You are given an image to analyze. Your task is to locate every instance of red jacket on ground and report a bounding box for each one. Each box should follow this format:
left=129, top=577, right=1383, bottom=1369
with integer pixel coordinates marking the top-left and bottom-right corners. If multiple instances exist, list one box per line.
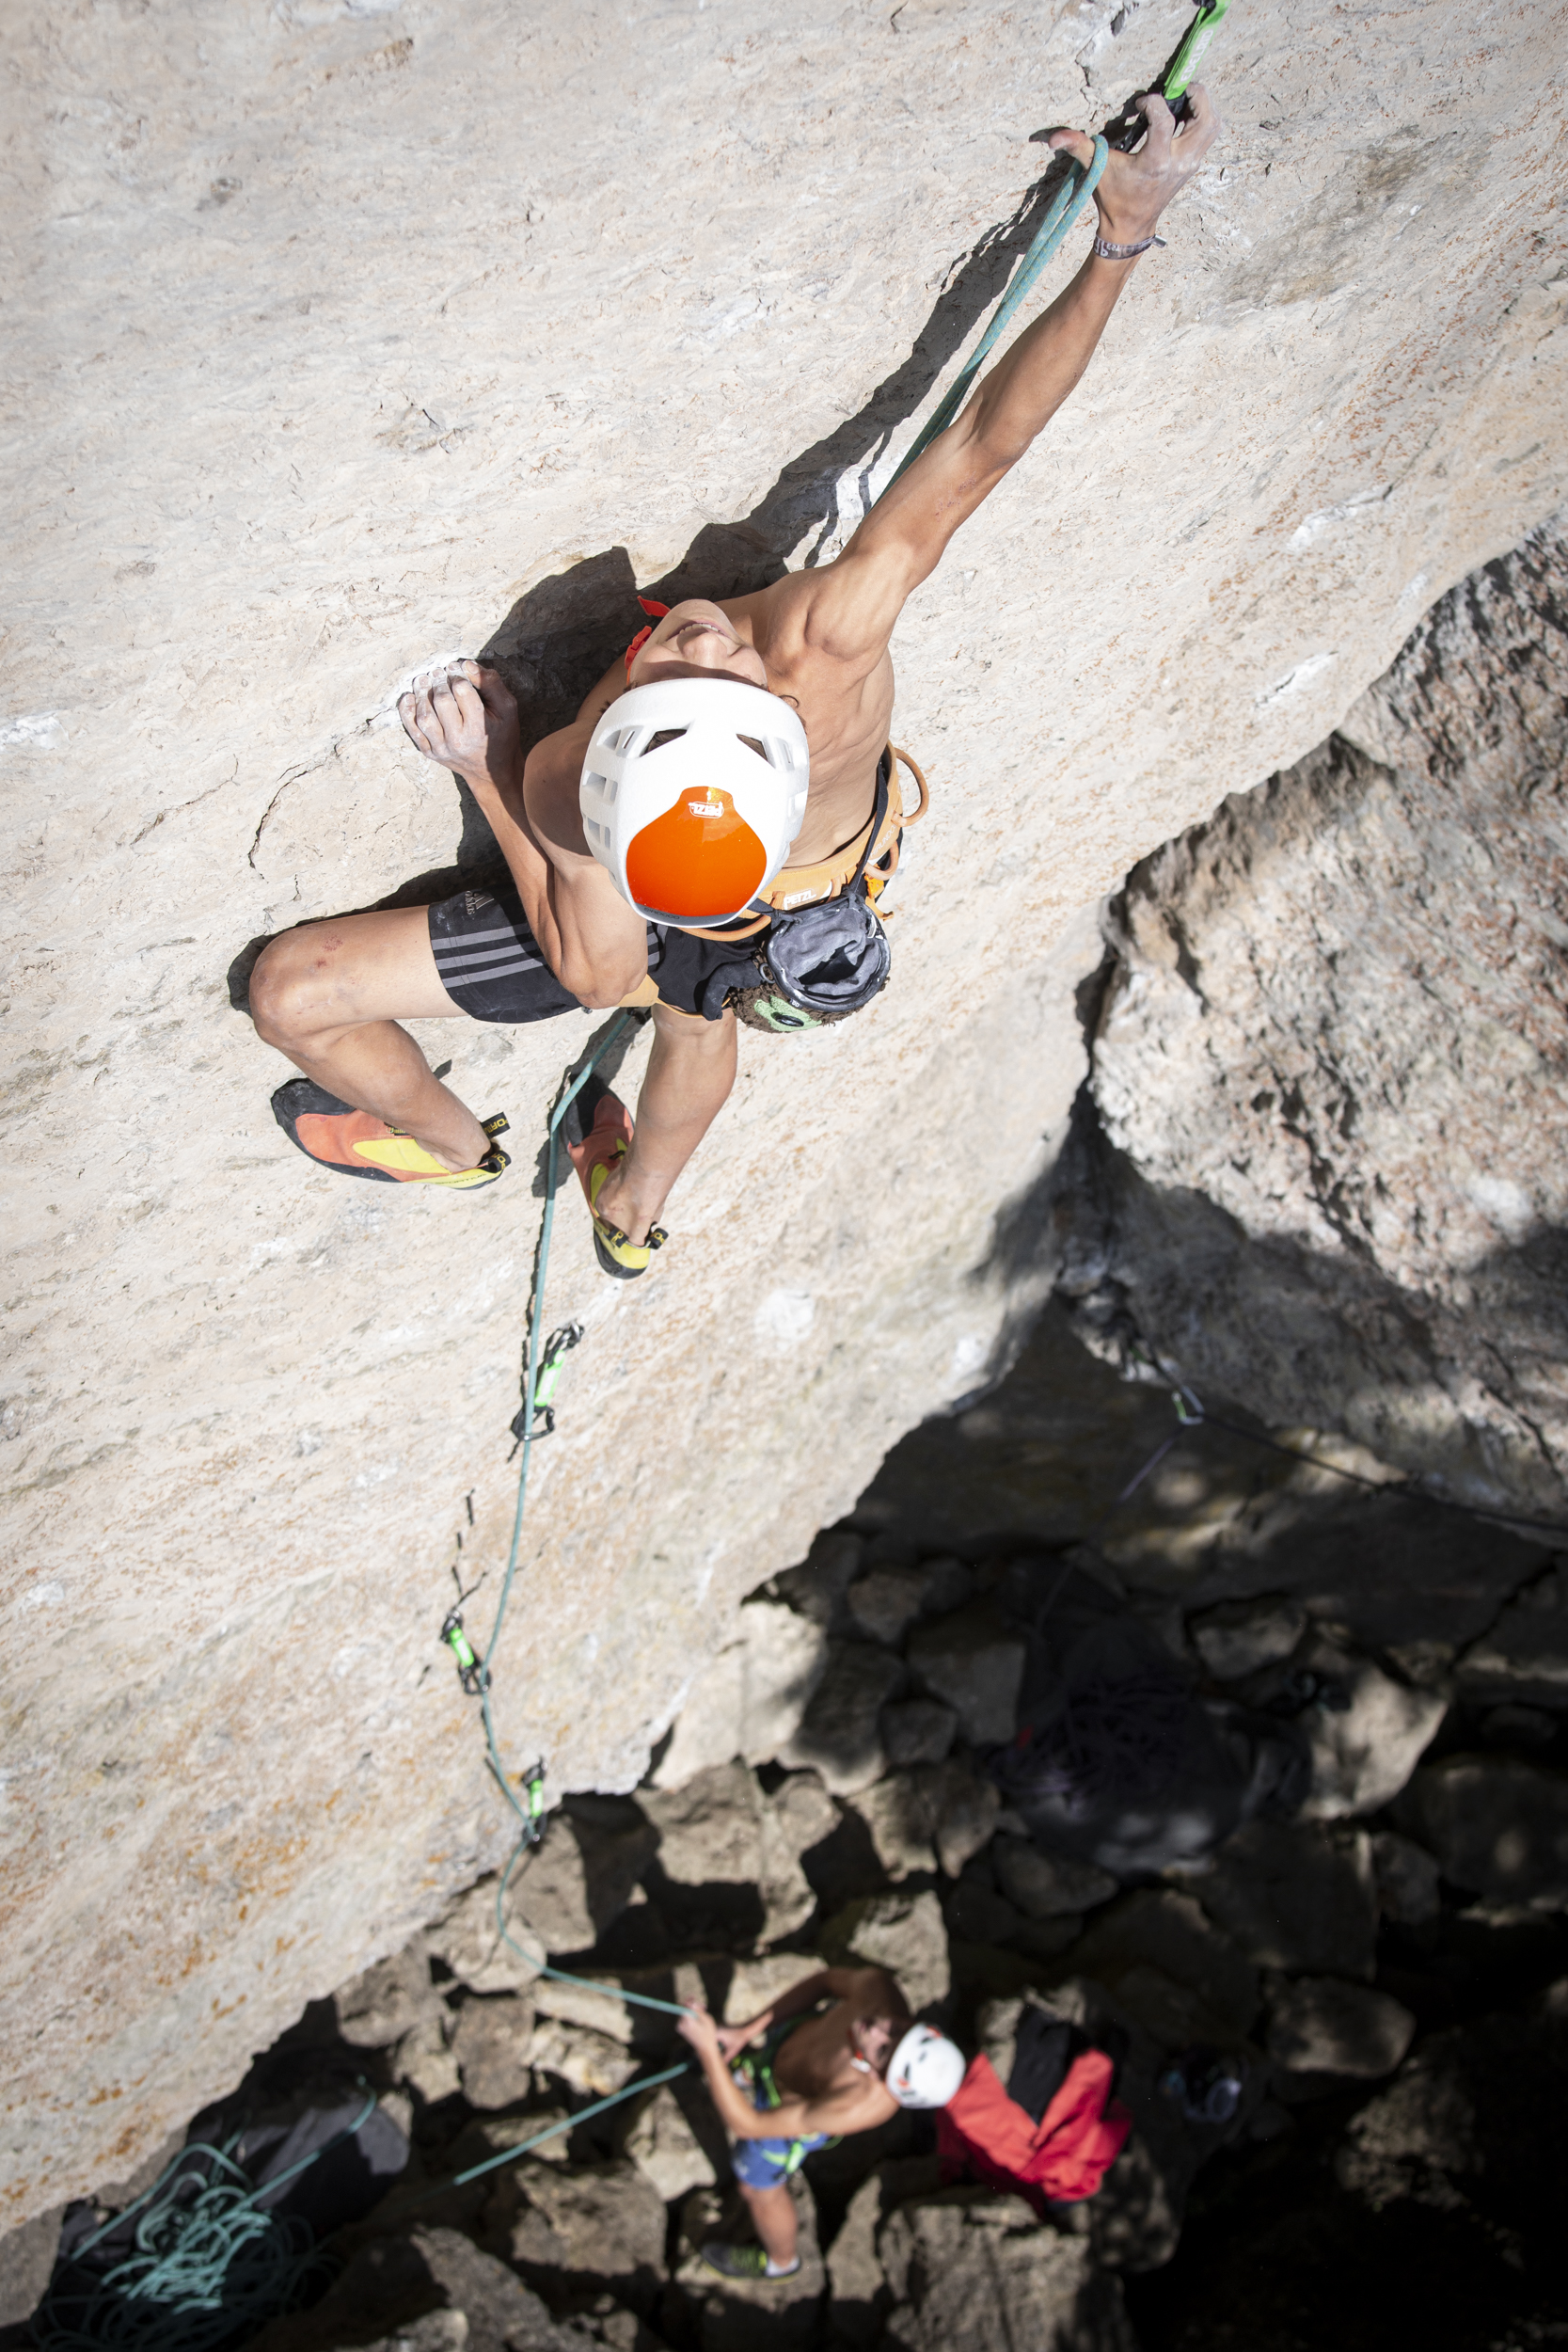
left=937, top=2050, right=1132, bottom=2213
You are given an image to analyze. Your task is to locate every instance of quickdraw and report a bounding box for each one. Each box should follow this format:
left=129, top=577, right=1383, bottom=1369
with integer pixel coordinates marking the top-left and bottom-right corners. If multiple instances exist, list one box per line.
left=509, top=1320, right=584, bottom=1447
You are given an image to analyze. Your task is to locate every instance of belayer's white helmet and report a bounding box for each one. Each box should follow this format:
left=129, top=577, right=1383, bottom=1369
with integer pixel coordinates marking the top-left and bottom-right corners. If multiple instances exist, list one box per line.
left=886, top=2024, right=967, bottom=2109
left=579, top=678, right=809, bottom=928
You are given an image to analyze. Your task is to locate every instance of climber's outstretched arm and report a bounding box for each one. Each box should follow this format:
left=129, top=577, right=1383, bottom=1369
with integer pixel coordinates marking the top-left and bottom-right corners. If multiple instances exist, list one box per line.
left=797, top=87, right=1221, bottom=662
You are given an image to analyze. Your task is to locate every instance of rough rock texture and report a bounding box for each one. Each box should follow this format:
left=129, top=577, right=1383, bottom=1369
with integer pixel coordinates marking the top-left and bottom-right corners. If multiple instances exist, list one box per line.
left=1185, top=1820, right=1379, bottom=1979
left=879, top=2190, right=1138, bottom=2352
left=1264, top=1975, right=1416, bottom=2078
left=1456, top=1560, right=1568, bottom=1710
left=6, top=0, right=1568, bottom=2220
left=1394, top=1754, right=1568, bottom=1912
left=1059, top=516, right=1568, bottom=1517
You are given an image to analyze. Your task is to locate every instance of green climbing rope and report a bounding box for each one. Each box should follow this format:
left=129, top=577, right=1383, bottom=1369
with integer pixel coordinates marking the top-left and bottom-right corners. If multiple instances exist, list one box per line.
left=451, top=1013, right=697, bottom=2025
left=33, top=2096, right=377, bottom=2352
left=886, top=135, right=1108, bottom=490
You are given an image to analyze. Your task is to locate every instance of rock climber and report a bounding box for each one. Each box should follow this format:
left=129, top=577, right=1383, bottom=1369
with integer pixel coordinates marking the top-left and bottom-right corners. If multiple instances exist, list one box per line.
left=249, top=89, right=1219, bottom=1276
left=675, top=1965, right=965, bottom=2284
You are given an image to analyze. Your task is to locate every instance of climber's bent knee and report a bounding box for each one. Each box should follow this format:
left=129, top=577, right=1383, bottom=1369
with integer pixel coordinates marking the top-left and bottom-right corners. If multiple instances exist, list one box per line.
left=249, top=906, right=464, bottom=1050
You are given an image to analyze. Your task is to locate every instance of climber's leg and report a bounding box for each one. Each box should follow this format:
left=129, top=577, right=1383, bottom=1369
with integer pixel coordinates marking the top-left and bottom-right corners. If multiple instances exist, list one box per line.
left=250, top=907, right=501, bottom=1174
left=593, top=1000, right=737, bottom=1246
left=736, top=2179, right=800, bottom=2270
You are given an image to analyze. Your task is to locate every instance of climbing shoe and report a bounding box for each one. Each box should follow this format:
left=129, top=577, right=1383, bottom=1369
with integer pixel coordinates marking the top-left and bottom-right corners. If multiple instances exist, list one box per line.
left=697, top=2243, right=800, bottom=2283
left=562, top=1089, right=666, bottom=1279
left=272, top=1079, right=509, bottom=1188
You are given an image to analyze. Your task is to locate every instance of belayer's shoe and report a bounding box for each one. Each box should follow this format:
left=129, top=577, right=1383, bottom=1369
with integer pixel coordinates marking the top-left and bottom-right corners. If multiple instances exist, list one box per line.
left=272, top=1079, right=509, bottom=1188
left=697, top=2243, right=800, bottom=2283
left=562, top=1089, right=666, bottom=1279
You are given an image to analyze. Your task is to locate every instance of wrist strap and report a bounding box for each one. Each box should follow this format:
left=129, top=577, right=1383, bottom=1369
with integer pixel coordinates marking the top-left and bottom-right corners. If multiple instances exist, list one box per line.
left=1092, top=232, right=1166, bottom=261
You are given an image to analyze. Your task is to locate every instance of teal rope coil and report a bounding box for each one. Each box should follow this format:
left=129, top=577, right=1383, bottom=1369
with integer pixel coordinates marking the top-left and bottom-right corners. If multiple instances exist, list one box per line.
left=886, top=136, right=1108, bottom=490
left=34, top=2096, right=377, bottom=2352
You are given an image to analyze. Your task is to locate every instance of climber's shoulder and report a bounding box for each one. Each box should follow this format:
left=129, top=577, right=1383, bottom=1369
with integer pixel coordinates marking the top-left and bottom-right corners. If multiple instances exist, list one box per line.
left=736, top=553, right=904, bottom=685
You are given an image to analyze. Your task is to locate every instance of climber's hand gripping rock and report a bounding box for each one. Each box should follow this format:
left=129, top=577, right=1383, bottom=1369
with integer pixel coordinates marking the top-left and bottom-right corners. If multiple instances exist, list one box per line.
left=1050, top=83, right=1221, bottom=245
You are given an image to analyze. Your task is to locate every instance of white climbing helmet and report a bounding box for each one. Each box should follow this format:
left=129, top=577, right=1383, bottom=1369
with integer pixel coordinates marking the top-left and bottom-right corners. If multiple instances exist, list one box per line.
left=579, top=677, right=810, bottom=928
left=886, top=2024, right=967, bottom=2109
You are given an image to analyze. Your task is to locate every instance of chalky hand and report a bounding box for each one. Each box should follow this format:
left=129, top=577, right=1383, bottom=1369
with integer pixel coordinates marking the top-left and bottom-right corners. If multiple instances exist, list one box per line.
left=399, top=659, right=520, bottom=794
left=1049, top=82, right=1221, bottom=246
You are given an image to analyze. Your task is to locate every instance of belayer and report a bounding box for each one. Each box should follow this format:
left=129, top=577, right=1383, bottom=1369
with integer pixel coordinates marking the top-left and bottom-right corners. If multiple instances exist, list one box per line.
left=674, top=1966, right=1131, bottom=2283
left=251, top=87, right=1219, bottom=1277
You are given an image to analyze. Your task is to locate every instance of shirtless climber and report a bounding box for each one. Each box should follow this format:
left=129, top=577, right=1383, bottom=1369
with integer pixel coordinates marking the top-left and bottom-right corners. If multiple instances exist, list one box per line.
left=675, top=1965, right=964, bottom=2283
left=250, top=90, right=1219, bottom=1275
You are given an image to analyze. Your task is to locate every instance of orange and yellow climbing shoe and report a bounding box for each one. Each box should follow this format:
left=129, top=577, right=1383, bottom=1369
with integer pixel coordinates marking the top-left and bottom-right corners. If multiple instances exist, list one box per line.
left=272, top=1079, right=509, bottom=1188
left=563, top=1089, right=666, bottom=1279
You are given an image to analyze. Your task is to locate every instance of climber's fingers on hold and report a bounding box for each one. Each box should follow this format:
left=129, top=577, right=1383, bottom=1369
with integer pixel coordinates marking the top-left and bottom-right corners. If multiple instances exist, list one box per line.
left=1173, top=82, right=1221, bottom=158
left=398, top=684, right=436, bottom=758
left=1136, top=89, right=1177, bottom=163
left=461, top=660, right=519, bottom=723
left=444, top=673, right=484, bottom=733
left=1044, top=127, right=1096, bottom=169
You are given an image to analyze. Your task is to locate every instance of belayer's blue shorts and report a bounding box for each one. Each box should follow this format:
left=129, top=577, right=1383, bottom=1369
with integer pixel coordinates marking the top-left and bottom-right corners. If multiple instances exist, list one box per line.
left=730, top=2069, right=830, bottom=2189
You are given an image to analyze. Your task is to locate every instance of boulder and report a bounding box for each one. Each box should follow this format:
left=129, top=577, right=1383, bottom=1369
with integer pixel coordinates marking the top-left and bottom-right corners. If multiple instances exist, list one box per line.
left=0, top=2203, right=62, bottom=2329
left=529, top=2018, right=642, bottom=2101
left=724, top=1952, right=832, bottom=2026
left=1066, top=1891, right=1260, bottom=2045
left=845, top=1756, right=998, bottom=1883
left=489, top=2160, right=667, bottom=2310
left=451, top=1993, right=536, bottom=2112
left=773, top=1532, right=865, bottom=1632
left=511, top=1802, right=659, bottom=1957
left=824, top=1888, right=951, bottom=2014
left=1186, top=1820, right=1379, bottom=1979
left=1189, top=1595, right=1307, bottom=1681
left=531, top=1977, right=637, bottom=2047
left=1370, top=1830, right=1442, bottom=1927
left=826, top=2169, right=891, bottom=2350
left=917, top=1756, right=1002, bottom=1880
left=428, top=1880, right=545, bottom=1998
left=779, top=1641, right=907, bottom=1795
left=1293, top=1639, right=1447, bottom=1819
left=906, top=1607, right=1026, bottom=1746
left=878, top=2190, right=1138, bottom=2351
left=649, top=1600, right=832, bottom=1788
left=1457, top=1564, right=1568, bottom=1710
left=945, top=1875, right=1024, bottom=1950
left=846, top=1557, right=972, bottom=1646
left=414, top=2225, right=593, bottom=2352
left=847, top=1568, right=931, bottom=1647
left=1480, top=1703, right=1560, bottom=1749
left=767, top=1768, right=841, bottom=1860
left=1394, top=1755, right=1568, bottom=1910
left=335, top=1941, right=437, bottom=2049
left=395, top=2010, right=463, bottom=2107
left=620, top=2082, right=719, bottom=2202
left=641, top=1758, right=816, bottom=1946
left=881, top=1701, right=958, bottom=1769
left=847, top=1772, right=939, bottom=1881
left=245, top=2226, right=586, bottom=2352
left=669, top=2173, right=825, bottom=2349
left=1265, top=1977, right=1417, bottom=2079
left=992, top=1837, right=1117, bottom=1921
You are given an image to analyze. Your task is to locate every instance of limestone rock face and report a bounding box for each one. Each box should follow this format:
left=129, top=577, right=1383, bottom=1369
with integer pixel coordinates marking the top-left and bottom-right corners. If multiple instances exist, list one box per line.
left=1060, top=517, right=1568, bottom=1518
left=5, top=0, right=1568, bottom=2222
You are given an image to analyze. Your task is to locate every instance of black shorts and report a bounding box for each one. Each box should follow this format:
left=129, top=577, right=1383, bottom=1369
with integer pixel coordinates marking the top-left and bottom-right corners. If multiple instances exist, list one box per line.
left=427, top=882, right=761, bottom=1024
